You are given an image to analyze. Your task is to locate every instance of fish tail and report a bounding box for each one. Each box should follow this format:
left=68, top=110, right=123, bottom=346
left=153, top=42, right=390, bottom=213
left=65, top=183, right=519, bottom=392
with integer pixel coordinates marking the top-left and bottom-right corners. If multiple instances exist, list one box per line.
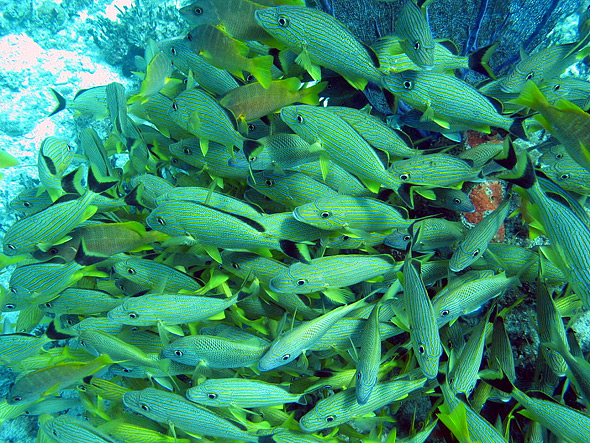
left=481, top=369, right=515, bottom=394
left=468, top=42, right=498, bottom=79
left=512, top=80, right=548, bottom=111
left=74, top=237, right=108, bottom=266
left=494, top=136, right=518, bottom=170
left=45, top=320, right=76, bottom=340
left=258, top=435, right=277, bottom=443
left=279, top=239, right=311, bottom=263
left=500, top=152, right=537, bottom=190
left=298, top=81, right=328, bottom=106
left=243, top=139, right=264, bottom=160
left=124, top=184, right=146, bottom=209
left=48, top=88, right=67, bottom=116
left=508, top=115, right=528, bottom=141
left=61, top=166, right=86, bottom=195
left=249, top=55, right=274, bottom=89
left=87, top=165, right=119, bottom=194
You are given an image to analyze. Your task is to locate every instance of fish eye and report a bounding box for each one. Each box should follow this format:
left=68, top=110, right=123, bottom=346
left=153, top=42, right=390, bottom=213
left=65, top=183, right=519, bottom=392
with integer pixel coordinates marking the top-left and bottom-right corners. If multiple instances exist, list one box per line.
left=231, top=262, right=240, bottom=269
left=281, top=353, right=291, bottom=361
left=4, top=304, right=15, bottom=310
left=172, top=101, right=179, bottom=111
left=174, top=350, right=184, bottom=357
left=248, top=124, right=256, bottom=131
left=447, top=340, right=453, bottom=349
left=341, top=235, right=349, bottom=240
left=23, top=201, right=31, bottom=207
left=560, top=174, right=569, bottom=180
left=140, top=403, right=150, bottom=412
left=128, top=312, right=139, bottom=319
left=296, top=279, right=307, bottom=286
left=207, top=393, right=217, bottom=399
left=326, top=415, right=335, bottom=422
left=122, top=367, right=132, bottom=373
left=553, top=84, right=560, bottom=91
left=526, top=72, right=534, bottom=80
left=170, top=47, right=177, bottom=56
left=49, top=247, right=59, bottom=255
left=413, top=40, right=420, bottom=50
left=418, top=344, right=425, bottom=354
left=441, top=309, right=449, bottom=316
left=9, top=288, right=17, bottom=294
left=171, top=158, right=179, bottom=164
left=11, top=396, right=22, bottom=403
left=265, top=179, right=274, bottom=186
left=127, top=267, right=136, bottom=275
left=79, top=340, right=86, bottom=346
left=356, top=371, right=362, bottom=380
left=453, top=198, right=461, bottom=204
left=320, top=211, right=330, bottom=218
left=296, top=115, right=304, bottom=123
left=6, top=244, right=16, bottom=251
left=399, top=173, right=410, bottom=180
left=403, top=81, right=413, bottom=90
left=78, top=385, right=86, bottom=391
left=246, top=74, right=255, bottom=82
left=249, top=156, right=257, bottom=162
left=194, top=7, right=203, bottom=15
left=278, top=16, right=289, bottom=27
left=52, top=430, right=59, bottom=437
left=183, top=147, right=192, bottom=155
left=403, top=235, right=411, bottom=241
left=555, top=153, right=563, bottom=159
left=157, top=218, right=166, bottom=226
left=472, top=249, right=480, bottom=257
left=44, top=302, right=53, bottom=308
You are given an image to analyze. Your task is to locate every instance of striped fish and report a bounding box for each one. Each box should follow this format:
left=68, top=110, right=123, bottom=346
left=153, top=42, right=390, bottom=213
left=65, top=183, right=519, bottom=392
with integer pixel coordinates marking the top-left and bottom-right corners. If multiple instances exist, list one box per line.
left=538, top=77, right=590, bottom=109
left=395, top=0, right=435, bottom=69
left=293, top=160, right=369, bottom=197
left=9, top=188, right=53, bottom=215
left=199, top=324, right=270, bottom=345
left=49, top=85, right=108, bottom=118
left=41, top=415, right=116, bottom=443
left=355, top=303, right=382, bottom=404
left=140, top=93, right=192, bottom=140
left=156, top=186, right=261, bottom=218
left=281, top=105, right=403, bottom=193
left=381, top=71, right=527, bottom=139
left=161, top=334, right=269, bottom=368
left=80, top=376, right=131, bottom=402
left=499, top=40, right=590, bottom=93
left=169, top=87, right=244, bottom=156
left=258, top=296, right=368, bottom=371
left=321, top=231, right=388, bottom=249
left=101, top=422, right=192, bottom=443
left=431, top=271, right=518, bottom=327
left=123, top=388, right=262, bottom=442
left=248, top=170, right=338, bottom=207
left=254, top=6, right=382, bottom=89
left=186, top=378, right=305, bottom=408
left=326, top=106, right=416, bottom=158
left=483, top=372, right=590, bottom=443
left=159, top=38, right=239, bottom=96
left=488, top=315, right=516, bottom=402
left=255, top=212, right=328, bottom=242
left=0, top=333, right=51, bottom=365
left=110, top=354, right=194, bottom=379
left=107, top=292, right=242, bottom=326
left=403, top=259, right=441, bottom=379
left=79, top=128, right=110, bottom=176
left=113, top=258, right=202, bottom=293
left=311, top=317, right=404, bottom=351
left=269, top=254, right=397, bottom=294
left=542, top=157, right=590, bottom=194
left=389, top=153, right=481, bottom=187
left=168, top=138, right=249, bottom=180
left=385, top=218, right=464, bottom=252
left=299, top=377, right=426, bottom=431
left=536, top=281, right=568, bottom=377
left=37, top=136, right=74, bottom=200
left=128, top=174, right=176, bottom=209
left=449, top=195, right=512, bottom=272
left=40, top=288, right=121, bottom=315
left=146, top=199, right=307, bottom=261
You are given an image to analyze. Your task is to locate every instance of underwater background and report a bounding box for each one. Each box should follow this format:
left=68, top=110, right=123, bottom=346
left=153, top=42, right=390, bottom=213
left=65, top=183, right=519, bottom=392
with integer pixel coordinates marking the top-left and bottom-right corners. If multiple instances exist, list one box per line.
left=0, top=0, right=590, bottom=442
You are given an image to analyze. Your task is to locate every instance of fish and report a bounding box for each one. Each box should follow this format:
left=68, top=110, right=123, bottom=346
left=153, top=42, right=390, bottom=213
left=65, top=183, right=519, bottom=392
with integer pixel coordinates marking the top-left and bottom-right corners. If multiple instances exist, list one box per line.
left=255, top=212, right=328, bottom=242
left=299, top=376, right=426, bottom=431
left=186, top=378, right=305, bottom=407
left=49, top=85, right=109, bottom=118
left=254, top=6, right=382, bottom=89
left=220, top=78, right=327, bottom=126
left=395, top=0, right=436, bottom=69
left=536, top=281, right=568, bottom=377
left=9, top=188, right=53, bottom=215
left=40, top=288, right=122, bottom=315
left=186, top=24, right=273, bottom=88
left=0, top=333, right=52, bottom=365
left=385, top=218, right=465, bottom=252
left=7, top=354, right=114, bottom=404
left=41, top=415, right=117, bottom=443
left=403, top=259, right=441, bottom=379
left=355, top=303, right=382, bottom=405
left=512, top=80, right=590, bottom=172
left=483, top=372, right=590, bottom=443
left=258, top=296, right=368, bottom=371
left=161, top=334, right=269, bottom=368
left=538, top=76, right=590, bottom=110
left=449, top=194, right=512, bottom=272
left=293, top=195, right=411, bottom=232
left=123, top=388, right=263, bottom=442
left=37, top=136, right=75, bottom=200
left=99, top=422, right=192, bottom=443
left=429, top=187, right=475, bottom=212
left=168, top=87, right=244, bottom=156
left=381, top=71, right=528, bottom=140
left=2, top=166, right=117, bottom=256
left=0, top=148, right=18, bottom=169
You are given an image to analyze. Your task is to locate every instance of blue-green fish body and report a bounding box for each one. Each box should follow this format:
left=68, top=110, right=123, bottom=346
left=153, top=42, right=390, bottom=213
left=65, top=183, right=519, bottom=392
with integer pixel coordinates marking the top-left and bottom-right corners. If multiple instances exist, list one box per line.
left=162, top=334, right=269, bottom=368
left=355, top=303, right=382, bottom=404
left=269, top=254, right=396, bottom=294
left=123, top=388, right=261, bottom=442
left=449, top=196, right=512, bottom=272
left=49, top=85, right=108, bottom=118
left=255, top=212, right=329, bottom=242
left=538, top=76, right=590, bottom=110
left=9, top=189, right=53, bottom=215
left=37, top=136, right=74, bottom=200
left=169, top=87, right=244, bottom=155
left=128, top=173, right=176, bottom=210
left=40, top=288, right=121, bottom=315
left=299, top=377, right=426, bottom=431
left=429, top=187, right=475, bottom=212
left=293, top=195, right=411, bottom=232
left=395, top=0, right=435, bottom=69
left=113, top=258, right=202, bottom=293
left=541, top=157, right=590, bottom=194
left=41, top=415, right=116, bottom=443
left=254, top=6, right=382, bottom=89
left=186, top=378, right=305, bottom=407
left=311, top=317, right=404, bottom=351
left=0, top=333, right=51, bottom=365
left=293, top=160, right=369, bottom=196
left=248, top=170, right=338, bottom=207
left=137, top=93, right=192, bottom=140
left=322, top=231, right=388, bottom=249
left=389, top=153, right=481, bottom=187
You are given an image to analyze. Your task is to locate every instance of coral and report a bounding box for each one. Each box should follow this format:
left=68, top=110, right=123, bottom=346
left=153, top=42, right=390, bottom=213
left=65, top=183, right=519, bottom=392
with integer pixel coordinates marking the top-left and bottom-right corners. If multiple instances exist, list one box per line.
left=465, top=129, right=503, bottom=148
left=464, top=180, right=506, bottom=242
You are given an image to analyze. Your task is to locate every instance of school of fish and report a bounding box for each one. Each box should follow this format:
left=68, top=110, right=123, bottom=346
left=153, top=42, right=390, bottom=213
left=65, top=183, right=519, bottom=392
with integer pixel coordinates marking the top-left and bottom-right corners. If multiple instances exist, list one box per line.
left=1, top=0, right=590, bottom=442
